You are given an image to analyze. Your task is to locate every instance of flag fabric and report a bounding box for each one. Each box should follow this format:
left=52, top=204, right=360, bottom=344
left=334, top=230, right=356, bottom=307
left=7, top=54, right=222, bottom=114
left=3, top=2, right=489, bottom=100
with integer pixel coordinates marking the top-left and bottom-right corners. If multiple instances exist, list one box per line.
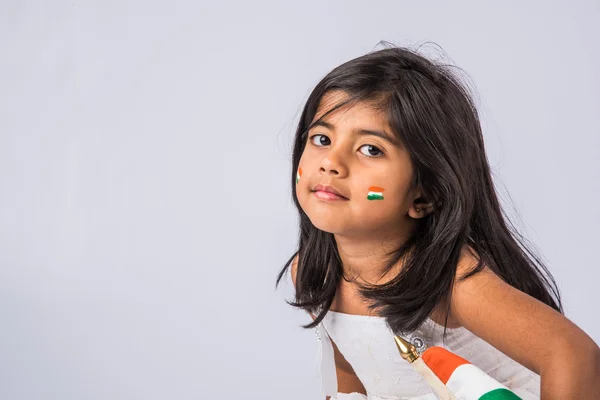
left=421, top=347, right=521, bottom=400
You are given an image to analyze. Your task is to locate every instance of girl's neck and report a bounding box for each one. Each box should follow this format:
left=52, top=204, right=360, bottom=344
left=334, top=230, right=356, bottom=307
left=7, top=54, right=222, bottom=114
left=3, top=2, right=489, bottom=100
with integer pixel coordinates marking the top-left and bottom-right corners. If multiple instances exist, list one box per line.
left=334, top=229, right=412, bottom=285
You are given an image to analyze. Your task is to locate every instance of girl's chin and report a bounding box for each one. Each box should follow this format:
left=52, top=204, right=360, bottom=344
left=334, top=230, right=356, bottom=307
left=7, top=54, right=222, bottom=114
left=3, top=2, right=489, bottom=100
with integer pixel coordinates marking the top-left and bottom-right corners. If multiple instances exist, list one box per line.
left=308, top=217, right=369, bottom=236
left=308, top=218, right=349, bottom=235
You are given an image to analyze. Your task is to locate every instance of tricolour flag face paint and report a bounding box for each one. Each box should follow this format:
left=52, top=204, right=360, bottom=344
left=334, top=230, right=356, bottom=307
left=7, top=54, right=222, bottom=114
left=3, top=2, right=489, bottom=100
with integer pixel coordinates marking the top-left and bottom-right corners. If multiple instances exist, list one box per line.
left=296, top=168, right=302, bottom=184
left=367, top=186, right=384, bottom=200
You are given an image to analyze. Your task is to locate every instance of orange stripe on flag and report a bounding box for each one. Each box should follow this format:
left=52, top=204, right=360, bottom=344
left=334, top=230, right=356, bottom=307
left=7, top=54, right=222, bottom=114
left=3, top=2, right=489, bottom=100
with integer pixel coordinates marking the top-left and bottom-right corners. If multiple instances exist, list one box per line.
left=368, top=186, right=384, bottom=192
left=422, top=346, right=470, bottom=384
left=299, top=168, right=302, bottom=176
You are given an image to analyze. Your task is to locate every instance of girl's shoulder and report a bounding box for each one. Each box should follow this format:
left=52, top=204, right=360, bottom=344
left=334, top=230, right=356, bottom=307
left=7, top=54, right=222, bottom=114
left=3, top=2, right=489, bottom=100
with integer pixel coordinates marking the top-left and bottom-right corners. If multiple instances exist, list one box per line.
left=448, top=245, right=600, bottom=377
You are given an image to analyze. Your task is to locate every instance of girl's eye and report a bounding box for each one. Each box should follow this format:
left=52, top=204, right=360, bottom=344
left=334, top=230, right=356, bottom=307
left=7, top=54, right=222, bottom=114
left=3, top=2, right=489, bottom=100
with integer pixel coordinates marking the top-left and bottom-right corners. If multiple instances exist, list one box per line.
left=309, top=134, right=383, bottom=158
left=359, top=144, right=383, bottom=157
left=310, top=134, right=331, bottom=147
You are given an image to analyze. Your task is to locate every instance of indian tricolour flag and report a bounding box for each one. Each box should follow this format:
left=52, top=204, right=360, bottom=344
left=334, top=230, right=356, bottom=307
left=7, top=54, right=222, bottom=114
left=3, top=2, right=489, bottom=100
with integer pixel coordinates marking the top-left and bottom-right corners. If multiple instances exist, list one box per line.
left=422, top=347, right=521, bottom=399
left=367, top=186, right=384, bottom=200
left=296, top=168, right=302, bottom=184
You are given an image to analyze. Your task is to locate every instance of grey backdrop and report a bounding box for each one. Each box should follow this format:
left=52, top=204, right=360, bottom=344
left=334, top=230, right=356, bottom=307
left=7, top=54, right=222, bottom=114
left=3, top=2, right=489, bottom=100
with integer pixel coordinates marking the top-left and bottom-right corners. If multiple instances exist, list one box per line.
left=1, top=1, right=598, bottom=399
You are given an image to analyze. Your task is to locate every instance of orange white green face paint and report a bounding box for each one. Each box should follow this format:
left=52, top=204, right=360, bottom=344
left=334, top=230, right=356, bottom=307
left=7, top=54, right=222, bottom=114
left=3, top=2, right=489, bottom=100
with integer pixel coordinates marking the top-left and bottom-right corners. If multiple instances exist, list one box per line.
left=367, top=186, right=384, bottom=200
left=296, top=167, right=302, bottom=184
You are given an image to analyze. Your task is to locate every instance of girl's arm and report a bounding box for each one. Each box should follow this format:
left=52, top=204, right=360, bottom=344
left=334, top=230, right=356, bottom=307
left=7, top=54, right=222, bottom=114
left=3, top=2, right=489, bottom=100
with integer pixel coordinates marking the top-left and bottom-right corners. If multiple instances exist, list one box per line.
left=327, top=340, right=367, bottom=399
left=291, top=258, right=367, bottom=399
left=450, top=248, right=600, bottom=399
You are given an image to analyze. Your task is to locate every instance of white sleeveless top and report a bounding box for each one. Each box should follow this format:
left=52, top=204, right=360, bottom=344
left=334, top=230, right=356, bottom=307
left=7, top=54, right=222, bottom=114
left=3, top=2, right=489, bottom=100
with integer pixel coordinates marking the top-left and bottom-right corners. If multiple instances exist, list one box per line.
left=314, top=310, right=541, bottom=400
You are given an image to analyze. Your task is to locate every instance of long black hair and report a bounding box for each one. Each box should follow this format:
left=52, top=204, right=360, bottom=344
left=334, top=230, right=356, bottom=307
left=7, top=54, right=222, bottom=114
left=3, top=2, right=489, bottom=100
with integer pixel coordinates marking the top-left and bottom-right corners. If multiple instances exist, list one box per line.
left=275, top=44, right=562, bottom=335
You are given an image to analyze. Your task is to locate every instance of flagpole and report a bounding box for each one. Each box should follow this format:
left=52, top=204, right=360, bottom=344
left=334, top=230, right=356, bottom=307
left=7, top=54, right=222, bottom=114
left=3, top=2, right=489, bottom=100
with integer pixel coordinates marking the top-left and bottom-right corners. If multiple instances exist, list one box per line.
left=394, top=335, right=457, bottom=400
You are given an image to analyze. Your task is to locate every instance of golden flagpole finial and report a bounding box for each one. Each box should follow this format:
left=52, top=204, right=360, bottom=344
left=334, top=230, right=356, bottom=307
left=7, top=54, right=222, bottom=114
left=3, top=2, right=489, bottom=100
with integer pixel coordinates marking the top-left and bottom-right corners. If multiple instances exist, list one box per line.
left=394, top=335, right=419, bottom=363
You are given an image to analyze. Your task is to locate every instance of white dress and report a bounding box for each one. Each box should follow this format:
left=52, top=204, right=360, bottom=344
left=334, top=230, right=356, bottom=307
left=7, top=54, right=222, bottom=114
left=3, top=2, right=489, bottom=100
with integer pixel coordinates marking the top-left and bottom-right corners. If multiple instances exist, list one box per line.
left=314, top=310, right=541, bottom=400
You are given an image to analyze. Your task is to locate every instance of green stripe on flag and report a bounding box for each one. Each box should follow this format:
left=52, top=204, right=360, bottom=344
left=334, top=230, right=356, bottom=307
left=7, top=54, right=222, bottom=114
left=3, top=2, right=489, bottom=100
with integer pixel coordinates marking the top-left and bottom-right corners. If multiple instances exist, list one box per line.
left=479, top=388, right=522, bottom=400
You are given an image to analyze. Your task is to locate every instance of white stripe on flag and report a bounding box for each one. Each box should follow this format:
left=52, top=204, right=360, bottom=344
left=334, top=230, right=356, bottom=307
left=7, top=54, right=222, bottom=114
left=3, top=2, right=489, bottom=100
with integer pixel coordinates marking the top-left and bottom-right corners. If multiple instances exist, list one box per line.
left=446, top=364, right=507, bottom=399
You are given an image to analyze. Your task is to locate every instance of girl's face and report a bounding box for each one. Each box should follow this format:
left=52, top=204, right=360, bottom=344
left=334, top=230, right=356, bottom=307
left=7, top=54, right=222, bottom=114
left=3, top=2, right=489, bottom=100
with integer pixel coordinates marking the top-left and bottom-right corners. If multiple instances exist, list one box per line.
left=297, top=91, right=425, bottom=238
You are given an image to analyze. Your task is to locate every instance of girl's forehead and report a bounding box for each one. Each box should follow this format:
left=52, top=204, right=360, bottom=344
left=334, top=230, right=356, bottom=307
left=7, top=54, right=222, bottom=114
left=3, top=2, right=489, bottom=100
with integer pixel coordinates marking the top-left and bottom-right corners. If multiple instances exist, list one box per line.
left=313, top=90, right=390, bottom=128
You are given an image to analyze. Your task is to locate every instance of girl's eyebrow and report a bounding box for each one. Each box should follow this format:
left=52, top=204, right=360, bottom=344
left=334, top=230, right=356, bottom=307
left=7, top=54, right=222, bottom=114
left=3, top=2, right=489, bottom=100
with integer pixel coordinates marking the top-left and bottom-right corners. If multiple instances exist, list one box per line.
left=311, top=120, right=401, bottom=146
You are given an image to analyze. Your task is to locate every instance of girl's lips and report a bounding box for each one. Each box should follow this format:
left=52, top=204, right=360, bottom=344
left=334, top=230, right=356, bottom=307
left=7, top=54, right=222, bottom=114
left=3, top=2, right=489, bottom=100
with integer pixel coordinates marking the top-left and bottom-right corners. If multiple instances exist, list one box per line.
left=313, top=190, right=348, bottom=201
left=312, top=184, right=348, bottom=199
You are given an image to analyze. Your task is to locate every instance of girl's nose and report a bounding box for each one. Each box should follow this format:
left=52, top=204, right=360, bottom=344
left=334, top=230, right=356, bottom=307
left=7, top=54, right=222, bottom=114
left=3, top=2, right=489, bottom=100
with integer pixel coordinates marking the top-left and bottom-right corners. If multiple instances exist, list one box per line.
left=319, top=154, right=348, bottom=177
left=320, top=165, right=340, bottom=175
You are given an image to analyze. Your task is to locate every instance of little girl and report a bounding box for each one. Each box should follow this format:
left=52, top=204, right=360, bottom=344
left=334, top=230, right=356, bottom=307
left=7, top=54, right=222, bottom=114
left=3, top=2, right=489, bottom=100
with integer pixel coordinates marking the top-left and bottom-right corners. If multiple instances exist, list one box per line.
left=276, top=46, right=600, bottom=399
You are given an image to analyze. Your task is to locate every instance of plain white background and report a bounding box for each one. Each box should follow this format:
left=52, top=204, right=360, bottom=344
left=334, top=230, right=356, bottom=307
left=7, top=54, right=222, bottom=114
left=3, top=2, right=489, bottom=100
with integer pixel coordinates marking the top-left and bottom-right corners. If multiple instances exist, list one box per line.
left=1, top=1, right=598, bottom=399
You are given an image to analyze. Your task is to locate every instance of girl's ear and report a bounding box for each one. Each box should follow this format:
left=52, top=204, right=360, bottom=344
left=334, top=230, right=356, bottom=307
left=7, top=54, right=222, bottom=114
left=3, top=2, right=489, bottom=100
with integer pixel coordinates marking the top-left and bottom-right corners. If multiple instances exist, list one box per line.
left=409, top=196, right=434, bottom=219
